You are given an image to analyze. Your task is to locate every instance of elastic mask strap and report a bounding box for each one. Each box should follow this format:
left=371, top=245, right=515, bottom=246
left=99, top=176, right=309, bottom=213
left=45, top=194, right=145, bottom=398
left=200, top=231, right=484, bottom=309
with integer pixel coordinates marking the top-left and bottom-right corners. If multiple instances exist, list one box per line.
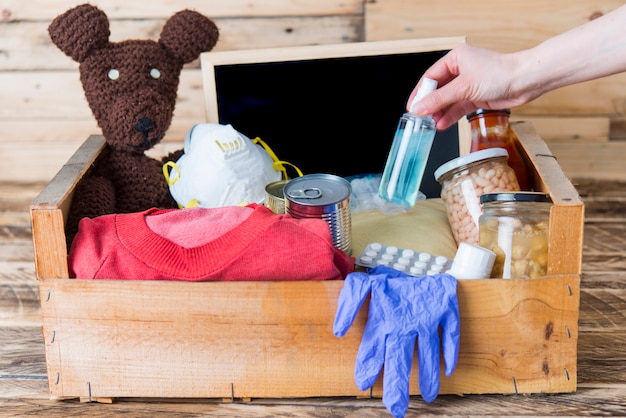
left=273, top=160, right=303, bottom=178
left=252, top=136, right=303, bottom=179
left=163, top=161, right=180, bottom=186
left=184, top=199, right=200, bottom=208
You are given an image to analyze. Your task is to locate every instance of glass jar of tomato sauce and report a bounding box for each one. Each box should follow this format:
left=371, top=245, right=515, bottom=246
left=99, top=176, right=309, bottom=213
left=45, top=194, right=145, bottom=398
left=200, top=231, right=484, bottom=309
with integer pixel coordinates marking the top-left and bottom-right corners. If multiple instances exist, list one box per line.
left=468, top=109, right=530, bottom=190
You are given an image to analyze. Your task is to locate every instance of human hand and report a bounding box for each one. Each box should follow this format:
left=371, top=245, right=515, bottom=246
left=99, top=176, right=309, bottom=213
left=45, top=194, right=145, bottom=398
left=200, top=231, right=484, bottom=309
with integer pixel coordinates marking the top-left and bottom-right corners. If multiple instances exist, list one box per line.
left=408, top=43, right=540, bottom=130
left=334, top=266, right=460, bottom=417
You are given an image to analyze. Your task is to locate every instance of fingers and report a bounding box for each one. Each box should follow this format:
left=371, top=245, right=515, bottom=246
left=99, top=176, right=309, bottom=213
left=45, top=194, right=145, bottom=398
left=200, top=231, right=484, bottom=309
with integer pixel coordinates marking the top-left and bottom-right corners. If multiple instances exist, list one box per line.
left=407, top=46, right=464, bottom=115
left=333, top=272, right=372, bottom=337
left=381, top=335, right=415, bottom=418
left=408, top=43, right=523, bottom=129
left=417, top=329, right=441, bottom=403
left=354, top=318, right=387, bottom=390
left=439, top=275, right=460, bottom=376
left=433, top=101, right=481, bottom=130
left=440, top=305, right=461, bottom=375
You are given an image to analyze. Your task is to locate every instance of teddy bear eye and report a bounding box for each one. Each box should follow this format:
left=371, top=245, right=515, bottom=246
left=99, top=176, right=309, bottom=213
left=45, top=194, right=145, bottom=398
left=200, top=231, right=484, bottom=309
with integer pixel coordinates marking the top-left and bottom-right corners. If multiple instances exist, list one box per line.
left=150, top=68, right=161, bottom=79
left=108, top=69, right=120, bottom=80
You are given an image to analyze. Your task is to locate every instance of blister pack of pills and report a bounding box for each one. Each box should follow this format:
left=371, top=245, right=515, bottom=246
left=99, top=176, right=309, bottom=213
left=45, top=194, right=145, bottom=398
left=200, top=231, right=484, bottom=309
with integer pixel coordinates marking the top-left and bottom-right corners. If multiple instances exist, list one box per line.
left=356, top=242, right=453, bottom=277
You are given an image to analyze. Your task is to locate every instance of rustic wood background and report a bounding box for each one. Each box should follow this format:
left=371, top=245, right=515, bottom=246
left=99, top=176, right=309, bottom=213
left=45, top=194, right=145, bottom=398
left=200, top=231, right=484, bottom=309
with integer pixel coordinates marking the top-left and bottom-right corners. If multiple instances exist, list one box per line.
left=2, top=2, right=626, bottom=414
left=1, top=0, right=626, bottom=185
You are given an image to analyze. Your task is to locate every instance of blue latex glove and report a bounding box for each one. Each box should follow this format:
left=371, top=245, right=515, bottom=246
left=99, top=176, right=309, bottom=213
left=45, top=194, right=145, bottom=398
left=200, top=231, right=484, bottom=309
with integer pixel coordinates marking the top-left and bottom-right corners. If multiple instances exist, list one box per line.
left=334, top=265, right=460, bottom=417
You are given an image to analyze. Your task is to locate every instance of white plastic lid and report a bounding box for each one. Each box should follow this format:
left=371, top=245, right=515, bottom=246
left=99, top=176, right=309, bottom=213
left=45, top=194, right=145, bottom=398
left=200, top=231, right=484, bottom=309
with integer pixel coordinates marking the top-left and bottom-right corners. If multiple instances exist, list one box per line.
left=434, top=148, right=509, bottom=182
left=448, top=242, right=496, bottom=279
left=409, top=77, right=438, bottom=112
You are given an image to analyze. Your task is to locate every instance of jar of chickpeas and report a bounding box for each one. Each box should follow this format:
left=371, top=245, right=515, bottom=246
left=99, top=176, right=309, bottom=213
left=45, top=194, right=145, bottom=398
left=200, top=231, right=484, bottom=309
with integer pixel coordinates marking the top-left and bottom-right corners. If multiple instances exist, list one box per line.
left=478, top=192, right=552, bottom=279
left=435, top=148, right=520, bottom=245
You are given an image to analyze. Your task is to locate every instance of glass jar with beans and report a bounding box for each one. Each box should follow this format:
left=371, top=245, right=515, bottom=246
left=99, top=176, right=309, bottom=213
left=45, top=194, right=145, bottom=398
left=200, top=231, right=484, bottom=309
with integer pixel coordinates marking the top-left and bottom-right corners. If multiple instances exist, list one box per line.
left=434, top=148, right=520, bottom=246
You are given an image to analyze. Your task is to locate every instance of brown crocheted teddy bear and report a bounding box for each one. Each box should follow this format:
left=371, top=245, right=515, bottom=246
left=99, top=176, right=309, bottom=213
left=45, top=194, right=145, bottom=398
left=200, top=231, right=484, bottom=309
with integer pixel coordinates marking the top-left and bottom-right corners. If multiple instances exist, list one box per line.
left=48, top=4, right=219, bottom=246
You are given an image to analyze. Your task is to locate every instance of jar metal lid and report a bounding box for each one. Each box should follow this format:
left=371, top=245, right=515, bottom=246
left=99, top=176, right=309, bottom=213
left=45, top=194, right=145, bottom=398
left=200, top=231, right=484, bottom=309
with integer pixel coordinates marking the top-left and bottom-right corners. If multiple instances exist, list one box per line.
left=434, top=148, right=509, bottom=182
left=467, top=108, right=511, bottom=119
left=480, top=192, right=552, bottom=204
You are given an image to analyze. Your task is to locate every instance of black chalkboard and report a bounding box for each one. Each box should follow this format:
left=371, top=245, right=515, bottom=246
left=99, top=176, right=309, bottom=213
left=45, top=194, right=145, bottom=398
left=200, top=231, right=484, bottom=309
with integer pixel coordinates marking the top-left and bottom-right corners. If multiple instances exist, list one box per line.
left=204, top=42, right=462, bottom=198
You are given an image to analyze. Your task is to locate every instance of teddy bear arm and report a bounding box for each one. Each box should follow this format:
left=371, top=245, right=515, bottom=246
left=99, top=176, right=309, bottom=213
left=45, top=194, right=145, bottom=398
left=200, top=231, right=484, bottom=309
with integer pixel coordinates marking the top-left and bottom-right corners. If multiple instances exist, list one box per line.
left=162, top=148, right=184, bottom=165
left=66, top=175, right=116, bottom=248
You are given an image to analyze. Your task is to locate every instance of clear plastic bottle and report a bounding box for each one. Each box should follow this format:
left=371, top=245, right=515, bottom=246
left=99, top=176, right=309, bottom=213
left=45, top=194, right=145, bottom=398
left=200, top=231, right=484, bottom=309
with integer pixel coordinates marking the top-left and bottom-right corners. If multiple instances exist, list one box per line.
left=378, top=78, right=438, bottom=207
left=467, top=109, right=530, bottom=190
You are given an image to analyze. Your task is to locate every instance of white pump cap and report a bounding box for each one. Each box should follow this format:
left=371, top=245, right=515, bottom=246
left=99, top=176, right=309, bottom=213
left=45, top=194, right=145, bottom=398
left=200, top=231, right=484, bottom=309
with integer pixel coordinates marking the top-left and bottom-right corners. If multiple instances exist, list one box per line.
left=409, top=77, right=438, bottom=112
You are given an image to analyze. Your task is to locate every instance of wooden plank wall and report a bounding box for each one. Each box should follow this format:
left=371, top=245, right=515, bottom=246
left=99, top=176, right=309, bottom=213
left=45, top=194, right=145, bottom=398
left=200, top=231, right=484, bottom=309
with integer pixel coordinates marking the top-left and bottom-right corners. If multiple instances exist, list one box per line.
left=366, top=0, right=626, bottom=180
left=0, top=0, right=365, bottom=185
left=1, top=0, right=626, bottom=186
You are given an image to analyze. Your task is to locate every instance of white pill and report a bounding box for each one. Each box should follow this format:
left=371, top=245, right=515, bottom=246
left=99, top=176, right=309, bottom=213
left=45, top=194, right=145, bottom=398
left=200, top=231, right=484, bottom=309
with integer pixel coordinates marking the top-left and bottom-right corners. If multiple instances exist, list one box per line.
left=402, top=249, right=415, bottom=259
left=393, top=263, right=407, bottom=272
left=365, top=250, right=378, bottom=258
left=397, top=257, right=411, bottom=266
left=385, top=246, right=399, bottom=255
left=410, top=267, right=424, bottom=276
left=382, top=253, right=395, bottom=262
left=413, top=260, right=427, bottom=269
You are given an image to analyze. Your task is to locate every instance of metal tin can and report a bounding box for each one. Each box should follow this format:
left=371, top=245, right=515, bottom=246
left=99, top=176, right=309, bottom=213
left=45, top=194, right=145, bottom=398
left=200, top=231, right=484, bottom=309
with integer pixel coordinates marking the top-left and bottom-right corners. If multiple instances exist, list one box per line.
left=478, top=192, right=552, bottom=279
left=284, top=174, right=352, bottom=255
left=265, top=180, right=289, bottom=214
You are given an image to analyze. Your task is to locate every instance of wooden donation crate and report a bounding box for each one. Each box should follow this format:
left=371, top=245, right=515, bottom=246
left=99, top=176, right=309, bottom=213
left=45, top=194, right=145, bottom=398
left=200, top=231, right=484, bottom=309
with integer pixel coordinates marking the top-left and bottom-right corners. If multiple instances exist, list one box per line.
left=30, top=121, right=583, bottom=402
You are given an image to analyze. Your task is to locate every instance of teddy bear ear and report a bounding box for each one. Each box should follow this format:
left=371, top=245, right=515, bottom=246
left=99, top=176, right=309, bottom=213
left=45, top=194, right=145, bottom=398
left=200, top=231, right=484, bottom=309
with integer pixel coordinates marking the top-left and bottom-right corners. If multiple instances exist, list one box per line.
left=159, top=10, right=220, bottom=64
left=48, top=4, right=110, bottom=63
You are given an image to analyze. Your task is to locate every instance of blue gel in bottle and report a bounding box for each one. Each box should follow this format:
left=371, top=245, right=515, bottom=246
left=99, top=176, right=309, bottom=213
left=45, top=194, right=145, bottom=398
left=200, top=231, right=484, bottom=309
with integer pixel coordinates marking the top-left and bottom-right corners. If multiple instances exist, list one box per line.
left=378, top=78, right=438, bottom=207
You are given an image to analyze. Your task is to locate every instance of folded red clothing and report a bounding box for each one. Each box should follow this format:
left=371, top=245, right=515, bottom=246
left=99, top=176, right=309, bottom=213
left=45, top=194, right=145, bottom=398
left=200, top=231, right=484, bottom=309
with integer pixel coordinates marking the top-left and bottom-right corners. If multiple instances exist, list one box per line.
left=68, top=204, right=354, bottom=281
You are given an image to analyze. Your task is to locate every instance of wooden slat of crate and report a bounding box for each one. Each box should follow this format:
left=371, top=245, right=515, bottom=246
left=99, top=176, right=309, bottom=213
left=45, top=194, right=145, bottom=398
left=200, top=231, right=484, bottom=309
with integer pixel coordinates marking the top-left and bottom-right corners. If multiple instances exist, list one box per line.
left=30, top=136, right=106, bottom=280
left=37, top=273, right=578, bottom=400
left=512, top=122, right=585, bottom=276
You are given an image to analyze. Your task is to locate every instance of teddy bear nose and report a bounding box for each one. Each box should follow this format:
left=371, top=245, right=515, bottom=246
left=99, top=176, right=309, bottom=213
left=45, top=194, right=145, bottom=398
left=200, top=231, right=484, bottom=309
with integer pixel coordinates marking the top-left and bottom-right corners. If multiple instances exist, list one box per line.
left=135, top=117, right=154, bottom=133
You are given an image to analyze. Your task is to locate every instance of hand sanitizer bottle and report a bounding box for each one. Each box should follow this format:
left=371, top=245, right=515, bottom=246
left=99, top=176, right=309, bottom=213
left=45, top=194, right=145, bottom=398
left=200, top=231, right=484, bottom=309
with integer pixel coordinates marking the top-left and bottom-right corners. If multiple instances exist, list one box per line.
left=378, top=78, right=438, bottom=207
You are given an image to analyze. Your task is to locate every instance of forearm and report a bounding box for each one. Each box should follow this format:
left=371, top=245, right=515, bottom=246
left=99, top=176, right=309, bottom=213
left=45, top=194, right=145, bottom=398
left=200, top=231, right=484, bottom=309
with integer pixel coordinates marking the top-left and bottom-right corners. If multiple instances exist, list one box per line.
left=513, top=5, right=626, bottom=97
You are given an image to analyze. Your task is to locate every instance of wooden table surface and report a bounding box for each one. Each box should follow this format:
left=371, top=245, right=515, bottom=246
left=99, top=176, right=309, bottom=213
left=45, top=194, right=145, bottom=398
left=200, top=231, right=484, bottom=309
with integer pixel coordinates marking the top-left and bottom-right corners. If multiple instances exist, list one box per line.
left=1, top=179, right=625, bottom=417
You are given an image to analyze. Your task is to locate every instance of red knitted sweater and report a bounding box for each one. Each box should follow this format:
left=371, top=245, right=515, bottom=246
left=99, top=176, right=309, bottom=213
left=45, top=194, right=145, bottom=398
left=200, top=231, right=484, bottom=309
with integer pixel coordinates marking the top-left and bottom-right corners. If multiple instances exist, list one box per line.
left=68, top=204, right=354, bottom=281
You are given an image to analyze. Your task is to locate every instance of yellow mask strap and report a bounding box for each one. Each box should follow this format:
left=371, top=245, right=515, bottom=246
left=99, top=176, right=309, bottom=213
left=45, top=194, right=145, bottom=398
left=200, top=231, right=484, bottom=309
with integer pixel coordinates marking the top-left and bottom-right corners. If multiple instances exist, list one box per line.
left=162, top=161, right=180, bottom=186
left=273, top=160, right=303, bottom=178
left=252, top=136, right=303, bottom=179
left=184, top=199, right=200, bottom=209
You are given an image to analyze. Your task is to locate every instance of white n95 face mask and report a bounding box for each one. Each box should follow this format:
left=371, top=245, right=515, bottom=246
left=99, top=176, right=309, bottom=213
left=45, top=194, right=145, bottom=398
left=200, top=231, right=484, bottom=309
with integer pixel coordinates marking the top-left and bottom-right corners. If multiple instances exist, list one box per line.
left=164, top=123, right=283, bottom=208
